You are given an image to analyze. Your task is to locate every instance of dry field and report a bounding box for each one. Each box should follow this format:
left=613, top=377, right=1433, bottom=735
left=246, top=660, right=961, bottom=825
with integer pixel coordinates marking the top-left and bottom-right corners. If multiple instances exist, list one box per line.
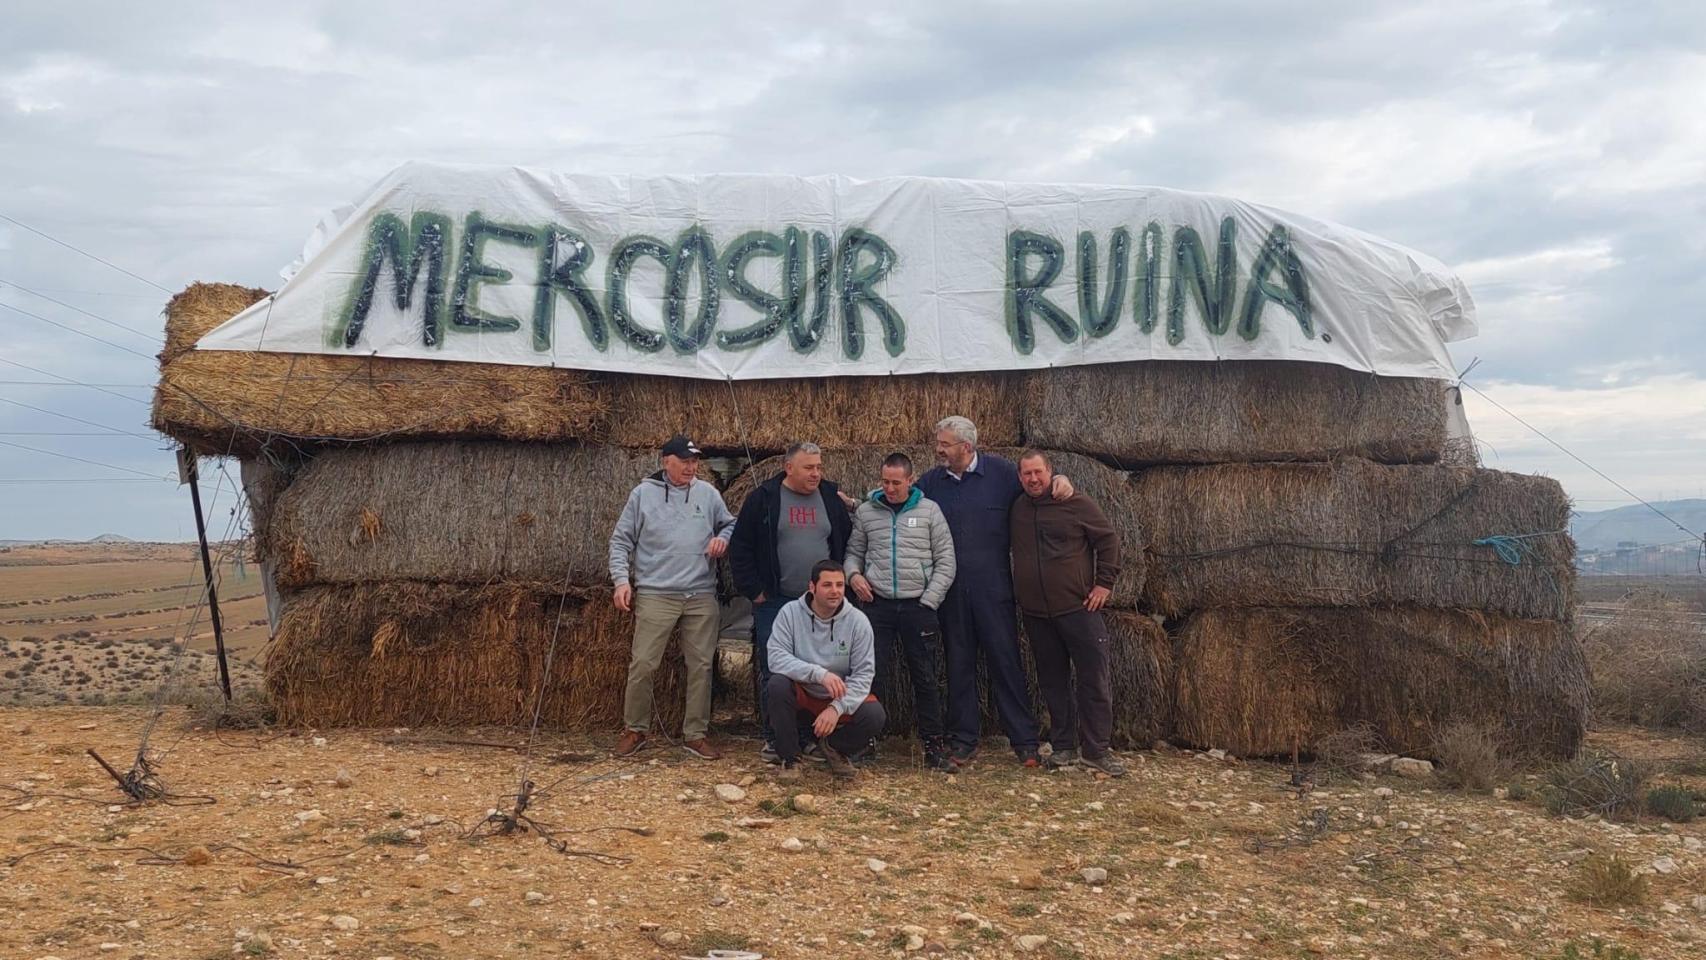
left=3, top=552, right=1705, bottom=958
left=0, top=543, right=268, bottom=707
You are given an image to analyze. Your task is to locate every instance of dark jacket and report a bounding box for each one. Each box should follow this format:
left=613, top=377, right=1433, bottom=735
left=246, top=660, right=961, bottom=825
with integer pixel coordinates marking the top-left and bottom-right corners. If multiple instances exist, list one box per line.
left=1010, top=490, right=1120, bottom=618
left=728, top=473, right=853, bottom=601
left=917, top=452, right=1024, bottom=596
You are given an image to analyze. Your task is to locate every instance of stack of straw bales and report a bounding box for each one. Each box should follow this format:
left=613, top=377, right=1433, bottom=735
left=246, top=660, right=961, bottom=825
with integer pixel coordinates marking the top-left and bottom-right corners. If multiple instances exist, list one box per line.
left=156, top=283, right=1585, bottom=759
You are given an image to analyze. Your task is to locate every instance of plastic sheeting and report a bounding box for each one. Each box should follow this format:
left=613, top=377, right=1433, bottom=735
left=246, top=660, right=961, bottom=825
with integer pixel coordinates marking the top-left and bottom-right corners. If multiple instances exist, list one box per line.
left=197, top=162, right=1475, bottom=381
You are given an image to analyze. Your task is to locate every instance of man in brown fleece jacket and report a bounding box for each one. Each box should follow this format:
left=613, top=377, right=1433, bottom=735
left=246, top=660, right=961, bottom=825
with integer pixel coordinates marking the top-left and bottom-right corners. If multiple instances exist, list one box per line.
left=1009, top=450, right=1126, bottom=777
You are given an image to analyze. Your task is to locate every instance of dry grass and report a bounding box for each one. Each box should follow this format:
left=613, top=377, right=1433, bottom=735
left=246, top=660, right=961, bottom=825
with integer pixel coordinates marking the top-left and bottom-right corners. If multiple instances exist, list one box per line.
left=1584, top=589, right=1706, bottom=733
left=1430, top=720, right=1513, bottom=792
left=1311, top=723, right=1383, bottom=781
left=265, top=581, right=686, bottom=730
left=1172, top=606, right=1589, bottom=760
left=1539, top=752, right=1646, bottom=821
left=1023, top=359, right=1449, bottom=465
left=1567, top=854, right=1649, bottom=908
left=724, top=446, right=1147, bottom=607
left=1135, top=459, right=1575, bottom=619
left=263, top=441, right=702, bottom=590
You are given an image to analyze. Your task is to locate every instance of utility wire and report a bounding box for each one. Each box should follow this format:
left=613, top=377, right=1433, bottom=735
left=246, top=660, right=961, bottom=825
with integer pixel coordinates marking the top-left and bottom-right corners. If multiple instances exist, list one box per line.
left=0, top=478, right=173, bottom=484
left=0, top=379, right=153, bottom=388
left=0, top=277, right=162, bottom=342
left=1460, top=378, right=1702, bottom=541
left=0, top=438, right=172, bottom=480
left=0, top=358, right=152, bottom=406
left=0, top=395, right=155, bottom=439
left=1, top=301, right=158, bottom=360
left=0, top=212, right=172, bottom=293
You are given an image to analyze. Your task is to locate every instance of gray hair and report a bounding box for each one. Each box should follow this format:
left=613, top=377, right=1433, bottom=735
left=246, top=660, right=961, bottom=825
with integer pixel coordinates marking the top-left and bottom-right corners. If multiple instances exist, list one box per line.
left=934, top=416, right=978, bottom=447
left=784, top=441, right=823, bottom=462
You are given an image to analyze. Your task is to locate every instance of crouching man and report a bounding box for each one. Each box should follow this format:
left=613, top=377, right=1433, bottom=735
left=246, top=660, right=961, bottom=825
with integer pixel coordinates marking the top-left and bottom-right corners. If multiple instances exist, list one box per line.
left=766, top=560, right=886, bottom=782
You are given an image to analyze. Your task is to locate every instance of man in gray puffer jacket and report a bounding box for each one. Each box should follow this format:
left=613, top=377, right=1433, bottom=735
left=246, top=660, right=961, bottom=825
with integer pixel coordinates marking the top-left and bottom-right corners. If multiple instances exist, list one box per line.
left=845, top=451, right=957, bottom=770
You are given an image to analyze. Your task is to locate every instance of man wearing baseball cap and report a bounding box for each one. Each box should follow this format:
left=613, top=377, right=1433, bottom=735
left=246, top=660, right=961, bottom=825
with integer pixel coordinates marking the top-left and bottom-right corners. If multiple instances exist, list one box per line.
left=609, top=434, right=736, bottom=760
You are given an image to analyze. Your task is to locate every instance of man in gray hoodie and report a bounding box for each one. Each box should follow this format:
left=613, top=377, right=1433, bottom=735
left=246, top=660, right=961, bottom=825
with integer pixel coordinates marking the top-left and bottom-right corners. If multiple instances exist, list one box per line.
left=765, top=560, right=886, bottom=782
left=609, top=435, right=736, bottom=760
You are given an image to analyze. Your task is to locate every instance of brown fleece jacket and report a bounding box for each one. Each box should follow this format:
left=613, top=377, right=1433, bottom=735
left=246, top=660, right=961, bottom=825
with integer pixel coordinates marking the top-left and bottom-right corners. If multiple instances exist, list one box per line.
left=1009, top=491, right=1121, bottom=617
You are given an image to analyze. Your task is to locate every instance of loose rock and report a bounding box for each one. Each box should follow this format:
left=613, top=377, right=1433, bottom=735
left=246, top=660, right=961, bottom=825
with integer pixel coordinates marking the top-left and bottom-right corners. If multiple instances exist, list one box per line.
left=867, top=858, right=888, bottom=874
left=1016, top=934, right=1049, bottom=951
left=792, top=794, right=820, bottom=814
left=714, top=783, right=748, bottom=803
left=1081, top=866, right=1109, bottom=884
left=182, top=845, right=212, bottom=866
left=781, top=837, right=807, bottom=852
left=329, top=915, right=359, bottom=931
left=1391, top=758, right=1434, bottom=779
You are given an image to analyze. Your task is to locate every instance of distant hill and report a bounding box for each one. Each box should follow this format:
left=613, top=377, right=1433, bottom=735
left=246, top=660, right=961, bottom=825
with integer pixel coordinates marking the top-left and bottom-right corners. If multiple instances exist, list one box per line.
left=1571, top=499, right=1706, bottom=552
left=0, top=533, right=141, bottom=548
left=87, top=533, right=136, bottom=543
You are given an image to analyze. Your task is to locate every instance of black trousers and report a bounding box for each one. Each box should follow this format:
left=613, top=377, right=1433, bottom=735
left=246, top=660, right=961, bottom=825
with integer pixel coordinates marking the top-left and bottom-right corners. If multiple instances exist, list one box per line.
left=1022, top=609, right=1114, bottom=759
left=941, top=582, right=1038, bottom=753
left=764, top=674, right=887, bottom=763
left=865, top=596, right=947, bottom=746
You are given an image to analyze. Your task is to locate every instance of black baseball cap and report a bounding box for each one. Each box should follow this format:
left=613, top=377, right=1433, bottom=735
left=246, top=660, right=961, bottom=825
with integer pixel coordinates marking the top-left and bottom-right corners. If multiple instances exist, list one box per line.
left=661, top=435, right=703, bottom=458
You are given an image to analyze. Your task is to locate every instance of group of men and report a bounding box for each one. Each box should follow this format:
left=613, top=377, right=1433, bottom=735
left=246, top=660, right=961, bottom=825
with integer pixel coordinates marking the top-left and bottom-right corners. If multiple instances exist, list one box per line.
left=606, top=418, right=1127, bottom=781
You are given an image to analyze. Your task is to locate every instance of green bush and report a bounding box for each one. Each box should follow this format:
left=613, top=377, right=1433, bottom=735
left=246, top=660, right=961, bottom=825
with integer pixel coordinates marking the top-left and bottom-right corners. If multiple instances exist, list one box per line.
left=1566, top=855, right=1648, bottom=909
left=1644, top=785, right=1699, bottom=823
left=1538, top=753, right=1645, bottom=821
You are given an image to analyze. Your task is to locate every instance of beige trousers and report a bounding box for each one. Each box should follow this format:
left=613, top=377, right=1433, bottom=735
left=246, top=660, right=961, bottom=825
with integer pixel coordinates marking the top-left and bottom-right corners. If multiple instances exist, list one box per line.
left=622, top=591, right=719, bottom=739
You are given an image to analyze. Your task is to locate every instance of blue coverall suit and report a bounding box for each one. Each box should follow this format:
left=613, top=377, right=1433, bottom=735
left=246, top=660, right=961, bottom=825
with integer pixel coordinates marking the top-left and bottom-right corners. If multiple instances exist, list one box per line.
left=917, top=452, right=1039, bottom=755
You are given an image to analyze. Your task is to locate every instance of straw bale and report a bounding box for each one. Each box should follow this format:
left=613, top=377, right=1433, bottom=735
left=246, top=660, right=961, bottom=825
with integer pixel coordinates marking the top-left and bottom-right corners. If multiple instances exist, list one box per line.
left=1135, top=459, right=1575, bottom=619
left=264, top=441, right=718, bottom=590
left=264, top=581, right=687, bottom=730
left=153, top=284, right=609, bottom=456
left=877, top=609, right=1170, bottom=750
left=1024, top=360, right=1448, bottom=465
left=1171, top=606, right=1589, bottom=760
left=724, top=446, right=1145, bottom=606
left=602, top=372, right=1024, bottom=453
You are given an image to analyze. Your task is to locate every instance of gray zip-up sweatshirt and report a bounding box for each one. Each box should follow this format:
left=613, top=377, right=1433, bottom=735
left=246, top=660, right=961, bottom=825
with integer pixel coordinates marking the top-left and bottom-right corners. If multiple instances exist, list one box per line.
left=608, top=472, right=736, bottom=593
left=767, top=595, right=876, bottom=716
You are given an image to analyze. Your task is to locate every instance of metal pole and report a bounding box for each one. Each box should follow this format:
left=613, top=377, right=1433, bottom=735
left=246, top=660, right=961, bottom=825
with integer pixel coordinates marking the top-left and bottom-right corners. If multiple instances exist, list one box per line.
left=184, top=450, right=233, bottom=702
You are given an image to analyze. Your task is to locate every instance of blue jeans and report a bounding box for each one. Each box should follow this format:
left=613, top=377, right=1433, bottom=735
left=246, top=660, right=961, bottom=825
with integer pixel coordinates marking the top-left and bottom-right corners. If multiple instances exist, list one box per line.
left=750, top=595, right=791, bottom=743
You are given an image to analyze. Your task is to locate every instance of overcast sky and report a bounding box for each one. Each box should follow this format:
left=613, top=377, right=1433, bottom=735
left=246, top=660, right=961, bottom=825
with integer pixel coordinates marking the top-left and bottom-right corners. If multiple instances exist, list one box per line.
left=3, top=1, right=1703, bottom=542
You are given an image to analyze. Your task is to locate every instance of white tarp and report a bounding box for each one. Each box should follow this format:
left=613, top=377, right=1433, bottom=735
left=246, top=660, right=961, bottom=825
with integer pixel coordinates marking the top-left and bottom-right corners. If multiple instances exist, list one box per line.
left=197, top=161, right=1475, bottom=381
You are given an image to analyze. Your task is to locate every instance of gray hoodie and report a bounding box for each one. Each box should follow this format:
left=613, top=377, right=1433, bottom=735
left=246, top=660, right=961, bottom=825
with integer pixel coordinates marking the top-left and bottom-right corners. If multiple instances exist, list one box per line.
left=608, top=472, right=736, bottom=593
left=767, top=594, right=876, bottom=716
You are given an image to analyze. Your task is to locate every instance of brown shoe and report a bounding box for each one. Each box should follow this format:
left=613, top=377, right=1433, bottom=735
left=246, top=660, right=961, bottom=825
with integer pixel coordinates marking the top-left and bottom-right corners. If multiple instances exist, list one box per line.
left=682, top=738, right=722, bottom=761
left=613, top=729, right=648, bottom=757
left=819, top=740, right=857, bottom=782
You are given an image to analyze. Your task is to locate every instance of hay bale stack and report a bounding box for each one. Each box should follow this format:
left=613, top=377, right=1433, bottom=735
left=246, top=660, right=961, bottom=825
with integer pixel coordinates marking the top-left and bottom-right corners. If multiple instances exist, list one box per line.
left=1171, top=607, right=1588, bottom=760
left=1135, top=459, right=1574, bottom=619
left=152, top=283, right=609, bottom=456
left=602, top=372, right=1023, bottom=453
left=264, top=441, right=707, bottom=590
left=1024, top=360, right=1448, bottom=465
left=877, top=610, right=1171, bottom=750
left=265, top=581, right=685, bottom=729
left=724, top=446, right=1146, bottom=607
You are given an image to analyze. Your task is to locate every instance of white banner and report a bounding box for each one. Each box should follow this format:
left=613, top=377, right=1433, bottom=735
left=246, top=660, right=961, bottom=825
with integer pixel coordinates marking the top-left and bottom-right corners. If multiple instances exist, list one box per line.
left=197, top=162, right=1475, bottom=380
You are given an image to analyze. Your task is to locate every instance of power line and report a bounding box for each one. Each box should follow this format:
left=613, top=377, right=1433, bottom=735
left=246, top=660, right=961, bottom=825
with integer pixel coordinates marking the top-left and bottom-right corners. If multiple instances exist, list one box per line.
left=0, top=379, right=153, bottom=388
left=0, top=212, right=172, bottom=293
left=1, top=301, right=158, bottom=360
left=0, top=432, right=157, bottom=438
left=0, top=358, right=152, bottom=406
left=0, top=477, right=174, bottom=484
left=1460, top=378, right=1702, bottom=541
left=0, top=278, right=162, bottom=342
left=0, top=438, right=173, bottom=480
left=0, top=395, right=155, bottom=439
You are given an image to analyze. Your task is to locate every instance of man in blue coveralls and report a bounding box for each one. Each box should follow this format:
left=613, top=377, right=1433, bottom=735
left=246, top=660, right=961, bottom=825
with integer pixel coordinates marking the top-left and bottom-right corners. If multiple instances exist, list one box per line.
left=917, top=416, right=1072, bottom=768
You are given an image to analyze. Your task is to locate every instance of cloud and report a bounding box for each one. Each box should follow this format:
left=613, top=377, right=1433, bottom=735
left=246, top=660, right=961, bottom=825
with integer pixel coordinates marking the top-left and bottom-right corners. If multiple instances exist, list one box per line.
left=1, top=0, right=1702, bottom=537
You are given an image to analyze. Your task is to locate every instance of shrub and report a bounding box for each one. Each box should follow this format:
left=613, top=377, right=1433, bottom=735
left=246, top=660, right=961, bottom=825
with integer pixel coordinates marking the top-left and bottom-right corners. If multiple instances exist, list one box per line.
left=1311, top=723, right=1382, bottom=781
left=1566, top=854, right=1648, bottom=908
left=1542, top=753, right=1644, bottom=821
left=1431, top=720, right=1511, bottom=791
left=1644, top=785, right=1699, bottom=823
left=1584, top=589, right=1706, bottom=733
left=1538, top=752, right=1645, bottom=820
left=177, top=685, right=276, bottom=729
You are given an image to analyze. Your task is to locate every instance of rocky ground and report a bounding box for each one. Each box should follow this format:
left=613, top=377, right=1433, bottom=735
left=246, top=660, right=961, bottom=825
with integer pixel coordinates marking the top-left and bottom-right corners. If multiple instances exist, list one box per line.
left=3, top=708, right=1704, bottom=959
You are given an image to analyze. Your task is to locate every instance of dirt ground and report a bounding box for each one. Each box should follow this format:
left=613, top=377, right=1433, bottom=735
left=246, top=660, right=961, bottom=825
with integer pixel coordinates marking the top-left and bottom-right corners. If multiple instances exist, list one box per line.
left=3, top=708, right=1703, bottom=960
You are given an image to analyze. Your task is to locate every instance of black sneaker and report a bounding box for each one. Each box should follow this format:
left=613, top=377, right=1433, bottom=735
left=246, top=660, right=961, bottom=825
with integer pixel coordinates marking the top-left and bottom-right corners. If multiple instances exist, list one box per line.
left=922, top=750, right=956, bottom=772
left=1018, top=748, right=1042, bottom=769
left=850, top=743, right=880, bottom=768
left=759, top=742, right=781, bottom=765
left=1080, top=753, right=1127, bottom=777
left=1045, top=748, right=1080, bottom=770
left=948, top=742, right=979, bottom=769
left=801, top=742, right=828, bottom=765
